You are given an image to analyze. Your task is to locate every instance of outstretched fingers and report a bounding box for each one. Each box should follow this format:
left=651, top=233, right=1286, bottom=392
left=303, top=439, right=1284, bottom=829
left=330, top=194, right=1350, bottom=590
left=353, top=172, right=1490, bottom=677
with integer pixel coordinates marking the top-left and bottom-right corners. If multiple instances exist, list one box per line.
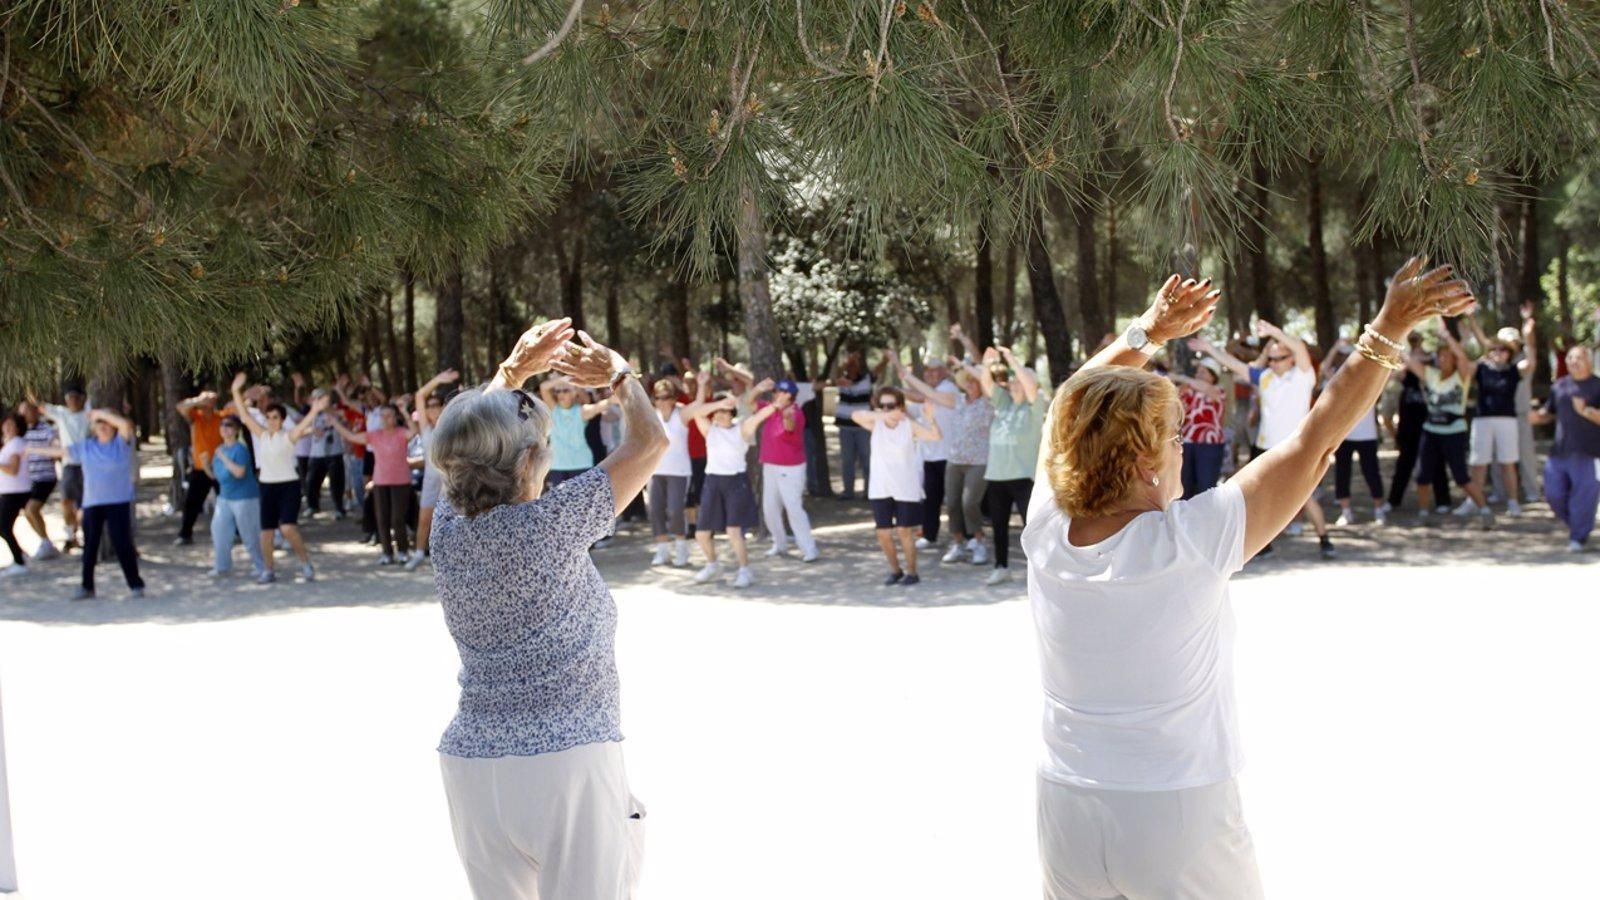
left=1391, top=255, right=1427, bottom=284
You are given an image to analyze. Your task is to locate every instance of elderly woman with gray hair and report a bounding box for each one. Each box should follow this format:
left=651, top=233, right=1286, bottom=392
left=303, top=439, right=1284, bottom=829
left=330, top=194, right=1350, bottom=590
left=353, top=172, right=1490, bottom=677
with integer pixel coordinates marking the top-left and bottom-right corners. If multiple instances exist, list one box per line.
left=429, top=316, right=668, bottom=900
left=1026, top=259, right=1474, bottom=898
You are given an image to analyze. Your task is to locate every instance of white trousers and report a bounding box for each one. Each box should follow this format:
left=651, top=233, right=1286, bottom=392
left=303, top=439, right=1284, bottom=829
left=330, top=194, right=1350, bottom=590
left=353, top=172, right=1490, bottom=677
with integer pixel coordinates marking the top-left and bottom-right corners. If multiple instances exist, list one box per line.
left=1037, top=776, right=1262, bottom=900
left=761, top=463, right=817, bottom=555
left=440, top=742, right=645, bottom=900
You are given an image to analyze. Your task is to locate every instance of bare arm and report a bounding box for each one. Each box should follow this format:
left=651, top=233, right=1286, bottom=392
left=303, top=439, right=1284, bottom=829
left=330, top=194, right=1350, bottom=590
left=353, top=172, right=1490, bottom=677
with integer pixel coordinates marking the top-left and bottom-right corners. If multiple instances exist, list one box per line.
left=228, top=375, right=266, bottom=437
left=1075, top=276, right=1221, bottom=382
left=92, top=408, right=137, bottom=443
left=1233, top=259, right=1474, bottom=560
left=1000, top=347, right=1040, bottom=403
left=217, top=448, right=248, bottom=480
left=950, top=324, right=979, bottom=362
left=1518, top=308, right=1537, bottom=376
left=22, top=447, right=67, bottom=460
left=1258, top=321, right=1313, bottom=373
left=910, top=415, right=942, bottom=443
left=1171, top=374, right=1225, bottom=401
left=546, top=331, right=669, bottom=516
left=492, top=318, right=576, bottom=392
left=849, top=410, right=878, bottom=431
left=901, top=369, right=957, bottom=408
left=1441, top=324, right=1476, bottom=384
left=741, top=403, right=779, bottom=442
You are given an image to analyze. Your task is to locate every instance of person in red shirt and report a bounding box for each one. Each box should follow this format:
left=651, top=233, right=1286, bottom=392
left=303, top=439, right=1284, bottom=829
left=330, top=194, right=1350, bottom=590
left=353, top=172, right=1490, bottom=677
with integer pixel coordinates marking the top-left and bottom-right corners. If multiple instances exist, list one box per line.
left=1170, top=359, right=1227, bottom=499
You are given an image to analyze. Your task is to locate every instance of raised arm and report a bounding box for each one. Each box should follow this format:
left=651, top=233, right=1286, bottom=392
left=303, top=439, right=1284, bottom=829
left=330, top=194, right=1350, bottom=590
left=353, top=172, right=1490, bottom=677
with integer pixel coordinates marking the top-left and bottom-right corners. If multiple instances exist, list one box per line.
left=548, top=331, right=668, bottom=516
left=998, top=347, right=1040, bottom=403
left=1170, top=373, right=1225, bottom=401
left=1072, top=276, right=1220, bottom=378
left=1257, top=321, right=1312, bottom=373
left=491, top=317, right=576, bottom=392
left=899, top=366, right=957, bottom=408
left=950, top=323, right=979, bottom=362
left=416, top=368, right=460, bottom=410
left=1233, top=258, right=1474, bottom=559
left=741, top=403, right=779, bottom=442
left=1518, top=303, right=1537, bottom=376
left=92, top=408, right=136, bottom=443
left=228, top=373, right=266, bottom=437
left=849, top=409, right=879, bottom=431
left=717, top=357, right=756, bottom=389
left=910, top=414, right=942, bottom=443
left=1440, top=323, right=1476, bottom=383
left=325, top=400, right=366, bottom=445
left=287, top=395, right=329, bottom=443
left=1186, top=335, right=1250, bottom=383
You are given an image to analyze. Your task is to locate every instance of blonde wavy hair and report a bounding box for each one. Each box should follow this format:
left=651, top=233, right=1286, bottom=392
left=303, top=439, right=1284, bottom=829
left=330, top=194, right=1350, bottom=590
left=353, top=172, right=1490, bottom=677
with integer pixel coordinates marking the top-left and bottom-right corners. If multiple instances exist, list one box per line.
left=1046, top=367, right=1181, bottom=519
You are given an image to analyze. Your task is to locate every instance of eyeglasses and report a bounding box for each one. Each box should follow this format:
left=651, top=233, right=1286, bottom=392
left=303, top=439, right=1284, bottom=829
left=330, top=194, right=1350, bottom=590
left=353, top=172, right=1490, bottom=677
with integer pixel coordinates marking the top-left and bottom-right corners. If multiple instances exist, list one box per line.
left=512, top=388, right=537, bottom=421
left=878, top=403, right=900, bottom=411
left=1267, top=354, right=1292, bottom=363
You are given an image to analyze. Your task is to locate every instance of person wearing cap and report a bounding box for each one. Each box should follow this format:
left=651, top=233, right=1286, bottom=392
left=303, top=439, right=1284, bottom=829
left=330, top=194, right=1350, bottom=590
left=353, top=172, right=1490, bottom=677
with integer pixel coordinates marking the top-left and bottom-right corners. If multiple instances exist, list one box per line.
left=1467, top=305, right=1541, bottom=506
left=1457, top=306, right=1537, bottom=522
left=751, top=377, right=821, bottom=562
left=27, top=385, right=90, bottom=550
left=1167, top=356, right=1228, bottom=499
left=208, top=414, right=269, bottom=580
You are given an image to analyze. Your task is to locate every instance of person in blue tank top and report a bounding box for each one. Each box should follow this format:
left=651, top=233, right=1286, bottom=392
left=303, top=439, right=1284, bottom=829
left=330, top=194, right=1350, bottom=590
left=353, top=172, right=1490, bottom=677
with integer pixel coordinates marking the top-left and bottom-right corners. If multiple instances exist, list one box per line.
left=539, top=376, right=612, bottom=490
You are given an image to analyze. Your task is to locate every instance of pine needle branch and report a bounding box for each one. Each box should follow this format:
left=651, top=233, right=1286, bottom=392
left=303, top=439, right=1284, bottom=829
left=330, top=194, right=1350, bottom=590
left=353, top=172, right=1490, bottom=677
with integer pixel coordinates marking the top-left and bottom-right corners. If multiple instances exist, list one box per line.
left=1540, top=0, right=1557, bottom=69
left=1162, top=0, right=1191, bottom=144
left=522, top=0, right=585, bottom=66
left=795, top=0, right=843, bottom=76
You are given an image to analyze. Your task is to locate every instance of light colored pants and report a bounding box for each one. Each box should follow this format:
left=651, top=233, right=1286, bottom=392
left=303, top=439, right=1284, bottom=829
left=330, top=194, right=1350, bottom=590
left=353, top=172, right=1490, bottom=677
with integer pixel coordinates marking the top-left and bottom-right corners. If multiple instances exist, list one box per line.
left=761, top=463, right=816, bottom=555
left=1038, top=775, right=1262, bottom=900
left=944, top=462, right=987, bottom=540
left=344, top=454, right=366, bottom=509
left=210, top=496, right=266, bottom=576
left=441, top=742, right=645, bottom=900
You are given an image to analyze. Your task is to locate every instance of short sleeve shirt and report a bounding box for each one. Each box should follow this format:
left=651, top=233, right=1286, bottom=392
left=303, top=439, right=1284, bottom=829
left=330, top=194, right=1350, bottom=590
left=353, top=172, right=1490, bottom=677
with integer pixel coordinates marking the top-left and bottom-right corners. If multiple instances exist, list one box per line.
left=1250, top=365, right=1314, bottom=450
left=77, top=436, right=137, bottom=508
left=211, top=441, right=259, bottom=500
left=756, top=402, right=807, bottom=467
left=434, top=467, right=621, bottom=758
left=1550, top=375, right=1600, bottom=459
left=0, top=437, right=29, bottom=494
left=188, top=408, right=225, bottom=473
left=366, top=428, right=412, bottom=487
left=985, top=388, right=1045, bottom=481
left=23, top=421, right=58, bottom=483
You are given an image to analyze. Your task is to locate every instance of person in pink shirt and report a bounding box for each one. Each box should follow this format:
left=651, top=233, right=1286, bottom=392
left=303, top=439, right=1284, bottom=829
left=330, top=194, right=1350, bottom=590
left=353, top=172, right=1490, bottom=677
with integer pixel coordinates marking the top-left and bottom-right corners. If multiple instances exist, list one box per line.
left=748, top=377, right=820, bottom=562
left=330, top=398, right=420, bottom=564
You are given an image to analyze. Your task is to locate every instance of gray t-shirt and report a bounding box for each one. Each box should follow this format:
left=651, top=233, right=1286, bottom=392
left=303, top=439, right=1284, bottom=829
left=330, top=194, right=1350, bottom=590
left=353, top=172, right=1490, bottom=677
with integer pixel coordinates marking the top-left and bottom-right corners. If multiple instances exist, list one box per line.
left=434, top=467, right=621, bottom=758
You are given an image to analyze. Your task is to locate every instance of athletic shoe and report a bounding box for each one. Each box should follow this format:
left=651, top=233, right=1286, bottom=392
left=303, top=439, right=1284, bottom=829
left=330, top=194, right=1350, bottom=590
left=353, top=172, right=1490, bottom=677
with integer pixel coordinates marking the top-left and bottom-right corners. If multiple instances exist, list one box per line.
left=942, top=543, right=966, bottom=564
left=985, top=568, right=1012, bottom=586
left=914, top=537, right=933, bottom=551
left=1319, top=536, right=1337, bottom=560
left=1433, top=505, right=1451, bottom=514
left=205, top=568, right=225, bottom=578
left=130, top=587, right=145, bottom=599
left=733, top=567, right=754, bottom=589
left=170, top=536, right=192, bottom=547
left=404, top=550, right=427, bottom=571
left=651, top=545, right=672, bottom=566
left=33, top=541, right=60, bottom=560
left=970, top=543, right=990, bottom=566
left=765, top=544, right=787, bottom=558
left=900, top=573, right=921, bottom=586
left=1569, top=540, right=1586, bottom=553
left=1334, top=511, right=1354, bottom=527
left=1452, top=498, right=1478, bottom=517
left=257, top=571, right=277, bottom=585
left=693, top=563, right=722, bottom=584
left=883, top=571, right=904, bottom=586
left=1506, top=500, right=1523, bottom=518
left=70, top=588, right=95, bottom=601
left=801, top=549, right=821, bottom=563
left=377, top=554, right=394, bottom=566
left=1478, top=508, right=1495, bottom=531
left=1, top=564, right=27, bottom=578
left=302, top=563, right=316, bottom=582
left=1374, top=505, right=1389, bottom=526
left=673, top=540, right=692, bottom=568
left=1285, top=522, right=1304, bottom=537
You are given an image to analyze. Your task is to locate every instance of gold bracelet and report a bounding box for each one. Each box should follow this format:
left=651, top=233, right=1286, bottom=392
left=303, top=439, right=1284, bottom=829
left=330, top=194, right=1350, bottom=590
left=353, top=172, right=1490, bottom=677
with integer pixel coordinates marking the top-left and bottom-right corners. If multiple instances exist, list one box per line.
left=1355, top=336, right=1402, bottom=370
left=1362, top=324, right=1407, bottom=354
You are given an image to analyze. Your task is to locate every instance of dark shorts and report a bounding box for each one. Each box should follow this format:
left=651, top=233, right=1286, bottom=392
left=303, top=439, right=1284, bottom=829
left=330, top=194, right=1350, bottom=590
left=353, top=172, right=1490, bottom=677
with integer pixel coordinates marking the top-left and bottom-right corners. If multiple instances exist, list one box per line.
left=699, top=473, right=759, bottom=532
left=687, top=456, right=707, bottom=508
left=259, top=480, right=303, bottom=529
left=60, top=464, right=84, bottom=504
left=871, top=498, right=923, bottom=529
left=1418, top=430, right=1470, bottom=487
left=28, top=480, right=56, bottom=504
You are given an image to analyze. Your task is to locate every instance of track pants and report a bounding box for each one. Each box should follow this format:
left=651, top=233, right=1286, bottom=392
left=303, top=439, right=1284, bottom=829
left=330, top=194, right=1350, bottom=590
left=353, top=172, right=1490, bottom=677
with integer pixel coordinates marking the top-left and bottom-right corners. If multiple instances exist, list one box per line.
left=82, top=502, right=143, bottom=593
left=761, top=463, right=816, bottom=556
left=1545, top=454, right=1600, bottom=545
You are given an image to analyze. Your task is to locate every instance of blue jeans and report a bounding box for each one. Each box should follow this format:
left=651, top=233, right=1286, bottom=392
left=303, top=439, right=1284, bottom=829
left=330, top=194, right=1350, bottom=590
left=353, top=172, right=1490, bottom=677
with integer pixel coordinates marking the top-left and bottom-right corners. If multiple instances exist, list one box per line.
left=1545, top=454, right=1600, bottom=544
left=344, top=454, right=366, bottom=510
left=838, top=425, right=871, bottom=497
left=212, top=495, right=267, bottom=575
left=1182, top=443, right=1225, bottom=499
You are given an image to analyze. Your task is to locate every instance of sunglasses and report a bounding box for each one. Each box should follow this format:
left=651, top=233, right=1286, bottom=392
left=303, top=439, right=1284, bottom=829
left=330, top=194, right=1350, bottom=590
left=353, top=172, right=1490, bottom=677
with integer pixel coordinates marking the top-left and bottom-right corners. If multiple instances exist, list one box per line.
left=1267, top=354, right=1292, bottom=363
left=878, top=402, right=901, bottom=411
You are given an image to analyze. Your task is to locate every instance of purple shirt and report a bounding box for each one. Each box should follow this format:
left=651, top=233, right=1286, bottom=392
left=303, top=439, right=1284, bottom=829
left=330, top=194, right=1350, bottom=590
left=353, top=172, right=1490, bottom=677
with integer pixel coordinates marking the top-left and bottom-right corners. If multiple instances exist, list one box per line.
left=1550, top=375, right=1600, bottom=459
left=756, top=402, right=807, bottom=466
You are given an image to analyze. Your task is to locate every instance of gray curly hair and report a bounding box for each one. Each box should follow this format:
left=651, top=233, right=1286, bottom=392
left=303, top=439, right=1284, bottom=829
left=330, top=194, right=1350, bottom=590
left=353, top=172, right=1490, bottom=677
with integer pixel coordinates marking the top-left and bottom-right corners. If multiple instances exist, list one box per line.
left=431, top=386, right=552, bottom=516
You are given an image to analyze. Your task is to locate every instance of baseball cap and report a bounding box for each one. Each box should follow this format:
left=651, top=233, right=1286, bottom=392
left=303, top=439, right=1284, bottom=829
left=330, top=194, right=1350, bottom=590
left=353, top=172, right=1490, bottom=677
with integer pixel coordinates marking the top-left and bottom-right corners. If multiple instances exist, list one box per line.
left=775, top=379, right=799, bottom=395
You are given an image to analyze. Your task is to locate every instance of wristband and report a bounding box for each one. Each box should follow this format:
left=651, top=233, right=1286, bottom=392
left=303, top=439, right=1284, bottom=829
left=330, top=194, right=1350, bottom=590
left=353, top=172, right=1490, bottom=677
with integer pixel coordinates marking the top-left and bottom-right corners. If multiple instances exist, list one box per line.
left=610, top=366, right=639, bottom=389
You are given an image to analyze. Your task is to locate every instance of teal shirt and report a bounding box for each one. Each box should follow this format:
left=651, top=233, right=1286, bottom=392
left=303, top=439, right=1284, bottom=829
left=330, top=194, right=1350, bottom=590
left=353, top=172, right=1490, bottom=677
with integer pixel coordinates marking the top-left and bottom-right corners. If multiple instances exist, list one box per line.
left=985, top=388, right=1045, bottom=481
left=1422, top=369, right=1468, bottom=436
left=550, top=404, right=594, bottom=471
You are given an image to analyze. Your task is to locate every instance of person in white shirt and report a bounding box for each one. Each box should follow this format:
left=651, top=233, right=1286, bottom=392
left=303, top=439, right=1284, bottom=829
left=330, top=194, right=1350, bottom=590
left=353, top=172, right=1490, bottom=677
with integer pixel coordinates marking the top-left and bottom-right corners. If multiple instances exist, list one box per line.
left=1191, top=319, right=1335, bottom=559
left=852, top=386, right=942, bottom=586
left=686, top=394, right=762, bottom=588
left=231, top=372, right=321, bottom=583
left=27, top=386, right=90, bottom=549
left=1026, top=261, right=1472, bottom=900
left=896, top=355, right=962, bottom=552
left=647, top=375, right=710, bottom=568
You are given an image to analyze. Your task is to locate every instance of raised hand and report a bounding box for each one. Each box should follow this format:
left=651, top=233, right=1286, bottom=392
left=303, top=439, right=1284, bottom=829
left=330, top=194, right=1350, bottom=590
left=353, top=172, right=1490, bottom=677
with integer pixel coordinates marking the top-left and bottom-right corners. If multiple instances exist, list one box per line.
left=549, top=331, right=625, bottom=388
left=290, top=372, right=306, bottom=388
left=1521, top=300, right=1536, bottom=322
left=1186, top=337, right=1213, bottom=354
left=310, top=394, right=331, bottom=414
left=231, top=371, right=248, bottom=393
left=1375, top=257, right=1475, bottom=334
left=437, top=368, right=461, bottom=385
left=499, top=317, right=576, bottom=385
left=754, top=377, right=776, bottom=394
left=1137, top=275, right=1222, bottom=343
left=982, top=346, right=1001, bottom=365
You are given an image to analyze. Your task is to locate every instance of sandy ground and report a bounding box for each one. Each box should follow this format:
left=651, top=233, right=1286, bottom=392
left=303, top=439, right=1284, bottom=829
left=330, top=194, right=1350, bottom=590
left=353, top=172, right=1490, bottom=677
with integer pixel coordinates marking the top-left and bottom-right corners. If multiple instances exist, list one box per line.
left=0, top=450, right=1594, bottom=899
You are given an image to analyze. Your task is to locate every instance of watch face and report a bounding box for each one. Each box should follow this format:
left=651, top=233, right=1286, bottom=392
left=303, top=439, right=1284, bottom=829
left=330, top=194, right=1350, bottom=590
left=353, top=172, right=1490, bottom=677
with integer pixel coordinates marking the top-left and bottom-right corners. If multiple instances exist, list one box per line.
left=1127, top=324, right=1147, bottom=348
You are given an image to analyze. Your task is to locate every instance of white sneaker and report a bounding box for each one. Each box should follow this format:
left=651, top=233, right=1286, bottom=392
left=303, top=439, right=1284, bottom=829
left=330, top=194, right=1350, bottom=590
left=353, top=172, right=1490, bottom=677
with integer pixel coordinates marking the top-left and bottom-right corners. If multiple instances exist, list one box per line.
left=205, top=568, right=225, bottom=578
left=404, top=550, right=428, bottom=571
left=377, top=553, right=394, bottom=566
left=1433, top=505, right=1451, bottom=514
left=970, top=542, right=990, bottom=566
left=32, top=541, right=60, bottom=561
left=941, top=543, right=966, bottom=564
left=765, top=544, right=787, bottom=558
left=914, top=537, right=933, bottom=550
left=1569, top=540, right=1586, bottom=553
left=801, top=549, right=820, bottom=563
left=1334, top=511, right=1353, bottom=527
left=692, top=563, right=722, bottom=584
left=733, top=567, right=754, bottom=589
left=1374, top=506, right=1389, bottom=526
left=650, top=544, right=671, bottom=566
left=1478, top=509, right=1494, bottom=531
left=673, top=540, right=692, bottom=568
left=984, top=567, right=1012, bottom=586
left=1506, top=500, right=1523, bottom=518
left=1452, top=498, right=1478, bottom=517
left=0, top=564, right=28, bottom=578
left=1285, top=522, right=1303, bottom=537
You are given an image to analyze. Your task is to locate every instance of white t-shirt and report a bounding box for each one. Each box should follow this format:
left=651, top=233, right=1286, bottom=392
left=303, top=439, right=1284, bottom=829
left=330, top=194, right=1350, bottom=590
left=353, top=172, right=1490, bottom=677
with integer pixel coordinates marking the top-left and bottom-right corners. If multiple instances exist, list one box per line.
left=1023, top=480, right=1248, bottom=792
left=917, top=379, right=961, bottom=462
left=255, top=430, right=300, bottom=484
left=0, top=437, right=31, bottom=494
left=1253, top=365, right=1314, bottom=451
left=655, top=408, right=693, bottom=478
left=704, top=423, right=749, bottom=476
left=42, top=404, right=91, bottom=450
left=1344, top=404, right=1380, bottom=442
left=868, top=418, right=922, bottom=502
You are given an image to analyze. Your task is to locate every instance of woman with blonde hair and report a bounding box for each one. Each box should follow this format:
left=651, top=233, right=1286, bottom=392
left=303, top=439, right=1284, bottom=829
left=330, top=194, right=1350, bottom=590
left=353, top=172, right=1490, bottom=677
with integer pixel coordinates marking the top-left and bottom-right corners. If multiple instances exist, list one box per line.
left=1025, top=259, right=1473, bottom=899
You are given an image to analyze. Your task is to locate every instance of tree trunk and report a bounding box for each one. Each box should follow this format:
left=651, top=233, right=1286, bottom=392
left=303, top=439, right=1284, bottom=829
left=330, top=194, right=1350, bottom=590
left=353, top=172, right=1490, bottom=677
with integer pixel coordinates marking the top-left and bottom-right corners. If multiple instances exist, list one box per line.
left=562, top=232, right=587, bottom=332
left=666, top=279, right=692, bottom=363
left=435, top=262, right=466, bottom=378
left=1001, top=235, right=1018, bottom=345
left=1557, top=229, right=1573, bottom=340
left=1493, top=189, right=1520, bottom=326
left=366, top=300, right=392, bottom=393
left=1026, top=208, right=1073, bottom=386
left=1105, top=198, right=1120, bottom=323
left=974, top=215, right=996, bottom=350
left=1354, top=239, right=1374, bottom=335
left=1307, top=152, right=1334, bottom=351
left=1516, top=188, right=1542, bottom=312
left=605, top=267, right=623, bottom=351
left=402, top=267, right=418, bottom=389
left=382, top=287, right=402, bottom=391
left=736, top=181, right=784, bottom=379
left=1245, top=159, right=1275, bottom=322
left=1073, top=190, right=1106, bottom=346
